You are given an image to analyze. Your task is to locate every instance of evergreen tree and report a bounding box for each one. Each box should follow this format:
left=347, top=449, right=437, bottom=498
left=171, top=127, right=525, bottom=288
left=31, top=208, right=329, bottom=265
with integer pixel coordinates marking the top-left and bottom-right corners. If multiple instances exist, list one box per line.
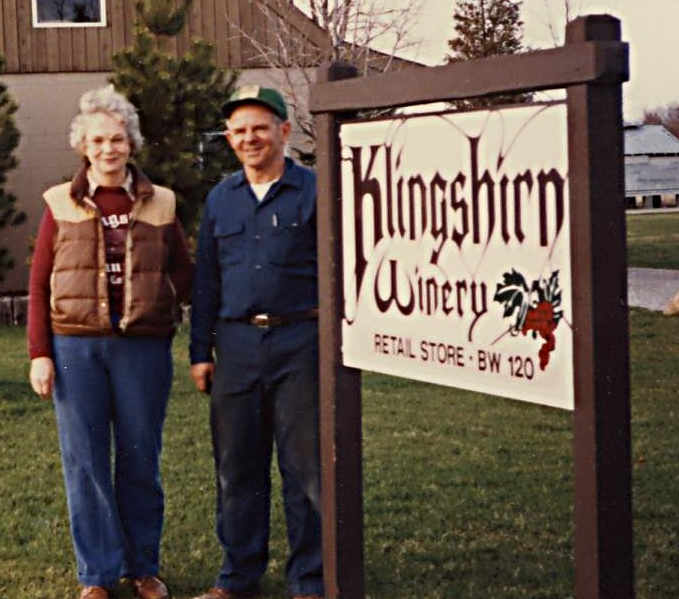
left=0, top=55, right=24, bottom=283
left=110, top=0, right=239, bottom=234
left=447, top=0, right=532, bottom=109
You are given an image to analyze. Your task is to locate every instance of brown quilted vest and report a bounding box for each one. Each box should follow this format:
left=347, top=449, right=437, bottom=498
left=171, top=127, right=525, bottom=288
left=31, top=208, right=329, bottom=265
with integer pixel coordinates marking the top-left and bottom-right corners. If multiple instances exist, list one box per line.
left=44, top=173, right=179, bottom=336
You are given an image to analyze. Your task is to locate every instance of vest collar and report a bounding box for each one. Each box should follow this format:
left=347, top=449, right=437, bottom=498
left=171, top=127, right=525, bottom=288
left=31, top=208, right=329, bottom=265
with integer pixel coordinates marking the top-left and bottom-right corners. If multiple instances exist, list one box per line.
left=70, top=162, right=155, bottom=206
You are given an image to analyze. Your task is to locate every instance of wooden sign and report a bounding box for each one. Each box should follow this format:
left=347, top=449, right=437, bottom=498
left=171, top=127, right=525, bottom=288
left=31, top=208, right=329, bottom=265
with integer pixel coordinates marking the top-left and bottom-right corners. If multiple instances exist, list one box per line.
left=340, top=103, right=574, bottom=409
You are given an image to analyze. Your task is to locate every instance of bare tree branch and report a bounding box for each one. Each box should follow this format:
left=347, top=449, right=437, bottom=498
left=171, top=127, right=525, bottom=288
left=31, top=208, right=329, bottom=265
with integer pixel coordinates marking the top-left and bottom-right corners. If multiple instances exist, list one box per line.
left=228, top=0, right=424, bottom=160
left=643, top=103, right=679, bottom=139
left=540, top=0, right=584, bottom=46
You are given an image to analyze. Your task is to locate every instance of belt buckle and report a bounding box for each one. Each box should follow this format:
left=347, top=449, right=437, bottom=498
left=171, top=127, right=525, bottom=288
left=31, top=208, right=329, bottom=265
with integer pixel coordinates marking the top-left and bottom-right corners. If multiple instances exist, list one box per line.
left=251, top=313, right=270, bottom=328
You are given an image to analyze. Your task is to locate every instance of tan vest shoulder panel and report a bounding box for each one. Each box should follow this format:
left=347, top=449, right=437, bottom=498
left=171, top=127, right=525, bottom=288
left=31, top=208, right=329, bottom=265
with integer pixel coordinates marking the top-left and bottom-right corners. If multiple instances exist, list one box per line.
left=44, top=183, right=95, bottom=222
left=134, top=186, right=176, bottom=226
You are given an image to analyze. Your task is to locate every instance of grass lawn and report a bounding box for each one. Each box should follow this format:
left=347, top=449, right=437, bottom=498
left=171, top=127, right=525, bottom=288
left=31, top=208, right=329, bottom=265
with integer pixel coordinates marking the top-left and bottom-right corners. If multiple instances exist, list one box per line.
left=1, top=310, right=679, bottom=598
left=626, top=212, right=679, bottom=270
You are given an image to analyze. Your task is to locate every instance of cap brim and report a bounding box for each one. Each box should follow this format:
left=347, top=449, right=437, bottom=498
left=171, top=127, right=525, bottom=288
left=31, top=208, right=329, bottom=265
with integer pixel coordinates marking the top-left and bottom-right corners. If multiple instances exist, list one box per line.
left=221, top=98, right=285, bottom=120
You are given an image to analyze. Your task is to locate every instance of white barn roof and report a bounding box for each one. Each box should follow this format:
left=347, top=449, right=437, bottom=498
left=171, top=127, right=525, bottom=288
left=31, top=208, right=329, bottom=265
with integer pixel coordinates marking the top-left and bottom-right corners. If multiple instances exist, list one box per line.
left=624, top=124, right=679, bottom=156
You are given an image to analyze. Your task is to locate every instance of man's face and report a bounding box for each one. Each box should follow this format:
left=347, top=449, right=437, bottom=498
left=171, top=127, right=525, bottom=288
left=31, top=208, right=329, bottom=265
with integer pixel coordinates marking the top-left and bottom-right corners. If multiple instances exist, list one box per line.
left=225, top=104, right=290, bottom=176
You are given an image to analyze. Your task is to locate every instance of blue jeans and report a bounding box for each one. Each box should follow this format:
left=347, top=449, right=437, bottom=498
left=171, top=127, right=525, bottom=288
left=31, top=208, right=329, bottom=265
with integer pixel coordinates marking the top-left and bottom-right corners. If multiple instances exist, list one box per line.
left=52, top=334, right=172, bottom=587
left=211, top=320, right=323, bottom=596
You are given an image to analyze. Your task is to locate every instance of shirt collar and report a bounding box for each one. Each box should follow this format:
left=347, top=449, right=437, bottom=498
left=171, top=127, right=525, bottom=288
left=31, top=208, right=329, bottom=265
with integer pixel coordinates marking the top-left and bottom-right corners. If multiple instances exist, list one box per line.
left=228, top=158, right=303, bottom=191
left=87, top=168, right=135, bottom=200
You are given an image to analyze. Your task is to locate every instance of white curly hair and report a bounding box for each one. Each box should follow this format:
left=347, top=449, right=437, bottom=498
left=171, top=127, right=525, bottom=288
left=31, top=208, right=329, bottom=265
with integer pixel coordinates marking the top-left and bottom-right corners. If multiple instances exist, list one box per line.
left=69, top=85, right=144, bottom=154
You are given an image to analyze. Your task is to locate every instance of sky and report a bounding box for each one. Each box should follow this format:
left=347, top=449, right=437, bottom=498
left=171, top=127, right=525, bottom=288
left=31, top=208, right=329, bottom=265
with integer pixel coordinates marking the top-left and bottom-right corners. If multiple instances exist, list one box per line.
left=402, top=0, right=678, bottom=121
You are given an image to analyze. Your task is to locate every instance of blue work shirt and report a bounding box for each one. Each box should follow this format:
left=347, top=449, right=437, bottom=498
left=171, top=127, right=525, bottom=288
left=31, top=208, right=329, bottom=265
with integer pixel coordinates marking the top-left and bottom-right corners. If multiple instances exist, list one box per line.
left=190, top=158, right=318, bottom=364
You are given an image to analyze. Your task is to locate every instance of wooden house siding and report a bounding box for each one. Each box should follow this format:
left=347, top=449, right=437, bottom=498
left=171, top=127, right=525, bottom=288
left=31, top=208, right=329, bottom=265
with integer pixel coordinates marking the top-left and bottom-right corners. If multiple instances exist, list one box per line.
left=0, top=0, right=329, bottom=73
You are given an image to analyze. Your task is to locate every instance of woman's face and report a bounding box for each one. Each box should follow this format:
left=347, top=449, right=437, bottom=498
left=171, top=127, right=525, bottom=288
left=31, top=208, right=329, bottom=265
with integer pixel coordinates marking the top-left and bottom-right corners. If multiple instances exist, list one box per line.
left=82, top=112, right=131, bottom=183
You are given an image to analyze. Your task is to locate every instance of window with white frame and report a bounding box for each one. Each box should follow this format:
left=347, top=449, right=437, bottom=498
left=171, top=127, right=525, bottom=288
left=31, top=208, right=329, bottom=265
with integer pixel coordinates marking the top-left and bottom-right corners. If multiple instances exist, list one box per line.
left=32, top=0, right=107, bottom=28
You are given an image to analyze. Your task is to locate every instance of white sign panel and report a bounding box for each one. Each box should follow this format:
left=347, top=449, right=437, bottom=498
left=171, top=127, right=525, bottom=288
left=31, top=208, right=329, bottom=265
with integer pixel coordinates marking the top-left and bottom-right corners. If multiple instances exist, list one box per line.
left=340, top=103, right=574, bottom=409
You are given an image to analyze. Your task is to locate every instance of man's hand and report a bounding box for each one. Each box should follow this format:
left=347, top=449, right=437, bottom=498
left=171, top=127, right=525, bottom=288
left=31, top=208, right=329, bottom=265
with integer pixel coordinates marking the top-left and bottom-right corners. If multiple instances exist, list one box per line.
left=191, top=362, right=215, bottom=394
left=30, top=356, right=55, bottom=399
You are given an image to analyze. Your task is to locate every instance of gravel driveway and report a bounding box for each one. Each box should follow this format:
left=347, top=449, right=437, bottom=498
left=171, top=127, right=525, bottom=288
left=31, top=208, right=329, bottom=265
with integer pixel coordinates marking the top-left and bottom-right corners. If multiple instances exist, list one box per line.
left=628, top=268, right=679, bottom=312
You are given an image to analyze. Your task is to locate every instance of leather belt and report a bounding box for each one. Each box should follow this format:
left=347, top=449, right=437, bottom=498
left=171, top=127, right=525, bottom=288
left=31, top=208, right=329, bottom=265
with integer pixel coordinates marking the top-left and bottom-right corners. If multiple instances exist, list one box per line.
left=234, top=308, right=319, bottom=329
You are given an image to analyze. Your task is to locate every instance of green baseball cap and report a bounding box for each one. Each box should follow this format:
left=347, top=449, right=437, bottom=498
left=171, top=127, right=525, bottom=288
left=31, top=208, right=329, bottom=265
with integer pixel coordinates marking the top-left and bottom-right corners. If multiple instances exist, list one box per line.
left=222, top=85, right=288, bottom=120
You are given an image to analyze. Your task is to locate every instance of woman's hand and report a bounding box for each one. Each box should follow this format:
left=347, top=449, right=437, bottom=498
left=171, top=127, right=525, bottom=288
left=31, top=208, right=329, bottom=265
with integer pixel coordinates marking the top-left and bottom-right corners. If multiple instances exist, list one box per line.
left=30, top=357, right=55, bottom=399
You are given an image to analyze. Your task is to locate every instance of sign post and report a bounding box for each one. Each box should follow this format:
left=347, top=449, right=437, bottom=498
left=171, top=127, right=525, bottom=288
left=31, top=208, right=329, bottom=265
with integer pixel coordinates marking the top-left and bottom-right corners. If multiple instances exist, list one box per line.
left=312, top=14, right=632, bottom=599
left=315, top=62, right=364, bottom=599
left=566, top=17, right=634, bottom=599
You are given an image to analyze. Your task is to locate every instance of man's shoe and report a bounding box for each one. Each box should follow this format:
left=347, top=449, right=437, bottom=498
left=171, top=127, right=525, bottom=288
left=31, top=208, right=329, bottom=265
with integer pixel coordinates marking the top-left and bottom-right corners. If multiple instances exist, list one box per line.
left=192, top=587, right=259, bottom=599
left=132, top=576, right=170, bottom=599
left=79, top=587, right=109, bottom=599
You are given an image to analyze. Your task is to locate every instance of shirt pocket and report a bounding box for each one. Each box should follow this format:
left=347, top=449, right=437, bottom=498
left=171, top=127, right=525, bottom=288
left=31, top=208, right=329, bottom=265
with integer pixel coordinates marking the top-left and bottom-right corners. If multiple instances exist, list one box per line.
left=268, top=221, right=315, bottom=266
left=215, top=222, right=245, bottom=266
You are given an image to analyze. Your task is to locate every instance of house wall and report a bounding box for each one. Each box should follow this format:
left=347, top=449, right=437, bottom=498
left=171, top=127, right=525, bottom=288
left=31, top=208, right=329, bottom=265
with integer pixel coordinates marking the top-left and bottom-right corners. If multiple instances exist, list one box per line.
left=0, top=1, right=415, bottom=292
left=2, top=71, right=110, bottom=292
left=0, top=66, right=315, bottom=293
left=0, top=0, right=327, bottom=73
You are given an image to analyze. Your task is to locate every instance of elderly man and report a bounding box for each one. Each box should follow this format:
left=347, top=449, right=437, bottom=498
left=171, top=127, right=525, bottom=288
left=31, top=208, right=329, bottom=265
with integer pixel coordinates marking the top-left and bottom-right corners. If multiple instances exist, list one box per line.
left=189, top=86, right=323, bottom=599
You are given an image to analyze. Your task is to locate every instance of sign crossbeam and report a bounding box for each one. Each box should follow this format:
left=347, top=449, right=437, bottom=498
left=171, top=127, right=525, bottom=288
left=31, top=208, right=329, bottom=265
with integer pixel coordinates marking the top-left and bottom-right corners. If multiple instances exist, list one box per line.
left=310, top=40, right=628, bottom=114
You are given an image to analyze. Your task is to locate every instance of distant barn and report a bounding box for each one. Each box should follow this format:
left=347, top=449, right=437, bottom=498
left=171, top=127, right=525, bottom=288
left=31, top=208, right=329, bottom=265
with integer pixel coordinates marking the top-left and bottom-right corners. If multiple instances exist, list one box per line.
left=625, top=123, right=679, bottom=209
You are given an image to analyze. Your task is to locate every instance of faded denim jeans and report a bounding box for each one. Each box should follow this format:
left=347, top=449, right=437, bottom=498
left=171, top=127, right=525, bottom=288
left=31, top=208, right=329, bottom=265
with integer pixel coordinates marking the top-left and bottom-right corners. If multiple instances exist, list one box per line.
left=52, top=334, right=172, bottom=587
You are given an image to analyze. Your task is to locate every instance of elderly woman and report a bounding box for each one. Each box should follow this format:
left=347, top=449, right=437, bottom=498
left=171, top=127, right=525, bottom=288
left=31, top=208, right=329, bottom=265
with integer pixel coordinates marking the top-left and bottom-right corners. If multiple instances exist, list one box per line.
left=27, top=86, right=192, bottom=599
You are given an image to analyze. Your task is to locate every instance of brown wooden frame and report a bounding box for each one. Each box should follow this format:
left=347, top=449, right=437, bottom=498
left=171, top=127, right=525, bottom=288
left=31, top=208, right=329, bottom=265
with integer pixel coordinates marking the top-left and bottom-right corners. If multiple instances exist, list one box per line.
left=311, top=14, right=632, bottom=599
left=0, top=0, right=331, bottom=73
